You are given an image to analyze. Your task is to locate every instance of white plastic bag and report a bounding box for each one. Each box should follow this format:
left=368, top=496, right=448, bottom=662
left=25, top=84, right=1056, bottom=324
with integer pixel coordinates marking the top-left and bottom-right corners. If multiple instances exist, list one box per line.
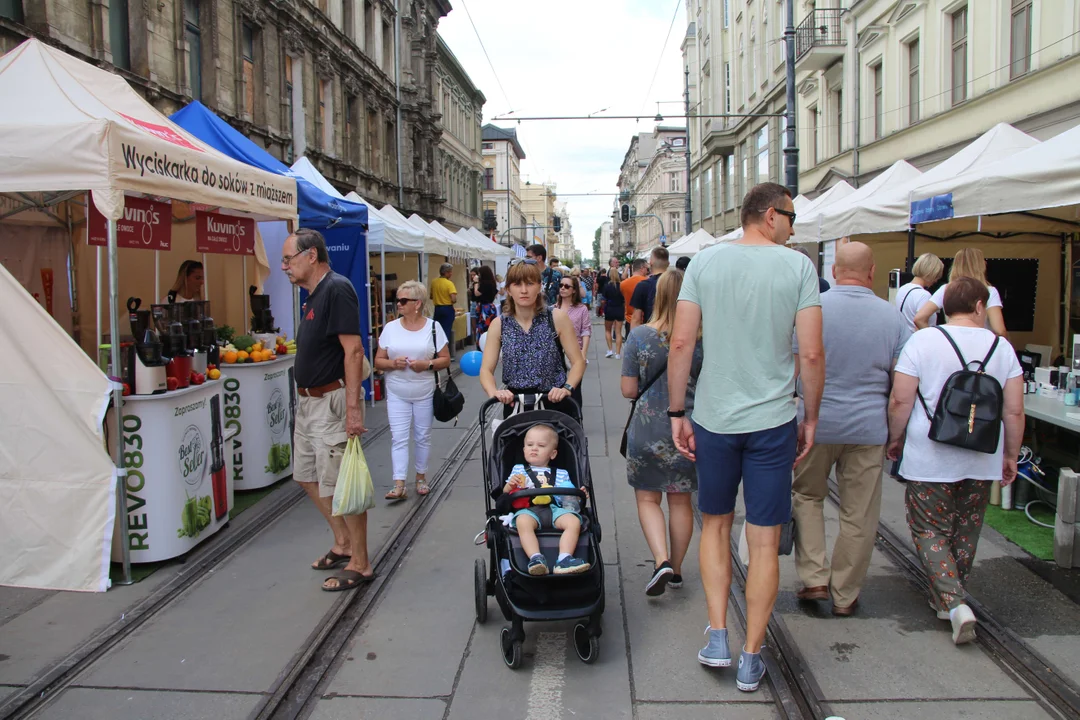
left=332, top=436, right=376, bottom=516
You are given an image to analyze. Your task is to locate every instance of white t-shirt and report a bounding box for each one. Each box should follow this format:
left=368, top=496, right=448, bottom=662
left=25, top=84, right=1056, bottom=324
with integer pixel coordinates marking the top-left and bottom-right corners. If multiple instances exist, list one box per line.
left=378, top=318, right=449, bottom=401
left=895, top=325, right=1022, bottom=483
left=929, top=283, right=1002, bottom=330
left=895, top=282, right=935, bottom=332
left=160, top=294, right=196, bottom=304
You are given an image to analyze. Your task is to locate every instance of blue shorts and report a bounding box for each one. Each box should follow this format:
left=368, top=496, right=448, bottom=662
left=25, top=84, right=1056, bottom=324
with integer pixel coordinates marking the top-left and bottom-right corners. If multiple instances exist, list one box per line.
left=511, top=506, right=580, bottom=528
left=693, top=418, right=798, bottom=527
left=585, top=291, right=593, bottom=306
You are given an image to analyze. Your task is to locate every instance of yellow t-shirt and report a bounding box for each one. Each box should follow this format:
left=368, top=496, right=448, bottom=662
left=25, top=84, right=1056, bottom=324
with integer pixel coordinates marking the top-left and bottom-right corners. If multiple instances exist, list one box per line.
left=431, top=277, right=458, bottom=306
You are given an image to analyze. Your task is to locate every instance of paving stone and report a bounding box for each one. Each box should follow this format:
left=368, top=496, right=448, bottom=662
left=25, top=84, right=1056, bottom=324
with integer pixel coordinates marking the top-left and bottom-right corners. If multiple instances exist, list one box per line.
left=309, top=696, right=446, bottom=720
left=827, top=699, right=1054, bottom=719
left=35, top=688, right=259, bottom=720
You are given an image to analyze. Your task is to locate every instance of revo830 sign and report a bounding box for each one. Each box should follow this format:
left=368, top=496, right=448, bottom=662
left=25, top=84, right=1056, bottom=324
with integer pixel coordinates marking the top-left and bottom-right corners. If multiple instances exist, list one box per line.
left=195, top=210, right=255, bottom=256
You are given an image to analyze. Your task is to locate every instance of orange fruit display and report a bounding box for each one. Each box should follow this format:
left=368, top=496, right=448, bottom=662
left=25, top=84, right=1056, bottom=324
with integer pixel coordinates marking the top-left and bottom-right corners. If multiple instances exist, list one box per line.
left=223, top=350, right=238, bottom=364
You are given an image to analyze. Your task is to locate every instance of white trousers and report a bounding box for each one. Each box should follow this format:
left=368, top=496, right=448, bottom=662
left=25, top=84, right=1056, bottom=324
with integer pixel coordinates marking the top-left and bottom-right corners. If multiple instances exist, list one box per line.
left=387, top=391, right=434, bottom=481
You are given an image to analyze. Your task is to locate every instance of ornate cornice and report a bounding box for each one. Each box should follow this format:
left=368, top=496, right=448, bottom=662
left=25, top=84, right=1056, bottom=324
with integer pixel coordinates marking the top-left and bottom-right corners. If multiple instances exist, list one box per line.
left=236, top=0, right=267, bottom=27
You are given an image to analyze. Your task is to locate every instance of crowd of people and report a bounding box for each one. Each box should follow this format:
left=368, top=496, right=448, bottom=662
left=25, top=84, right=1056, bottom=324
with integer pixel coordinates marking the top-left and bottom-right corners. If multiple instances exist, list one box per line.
left=281, top=195, right=1021, bottom=691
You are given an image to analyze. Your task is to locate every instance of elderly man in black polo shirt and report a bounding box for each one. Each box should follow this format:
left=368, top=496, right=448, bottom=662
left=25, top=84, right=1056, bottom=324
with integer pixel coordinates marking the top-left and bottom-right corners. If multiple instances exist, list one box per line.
left=283, top=228, right=374, bottom=592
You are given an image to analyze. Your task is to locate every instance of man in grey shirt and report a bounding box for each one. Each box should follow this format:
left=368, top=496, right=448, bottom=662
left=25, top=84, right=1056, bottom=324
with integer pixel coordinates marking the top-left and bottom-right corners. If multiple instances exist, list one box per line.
left=792, top=241, right=910, bottom=616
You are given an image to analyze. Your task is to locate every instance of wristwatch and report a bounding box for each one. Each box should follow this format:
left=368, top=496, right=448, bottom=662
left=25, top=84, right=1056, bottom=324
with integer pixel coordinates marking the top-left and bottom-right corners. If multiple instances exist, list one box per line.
left=562, top=382, right=574, bottom=392
left=667, top=408, right=686, bottom=418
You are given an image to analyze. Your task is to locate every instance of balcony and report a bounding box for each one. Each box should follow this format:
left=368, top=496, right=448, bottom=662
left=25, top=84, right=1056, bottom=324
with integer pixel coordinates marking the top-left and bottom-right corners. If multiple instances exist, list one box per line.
left=795, top=9, right=846, bottom=73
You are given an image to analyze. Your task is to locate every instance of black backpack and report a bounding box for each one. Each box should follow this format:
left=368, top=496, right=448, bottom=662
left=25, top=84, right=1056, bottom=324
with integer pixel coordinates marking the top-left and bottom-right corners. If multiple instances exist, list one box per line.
left=917, top=327, right=1004, bottom=454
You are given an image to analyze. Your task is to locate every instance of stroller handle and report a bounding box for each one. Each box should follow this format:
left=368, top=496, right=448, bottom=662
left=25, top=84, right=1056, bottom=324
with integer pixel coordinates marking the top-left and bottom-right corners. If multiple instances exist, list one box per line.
left=478, top=392, right=582, bottom=427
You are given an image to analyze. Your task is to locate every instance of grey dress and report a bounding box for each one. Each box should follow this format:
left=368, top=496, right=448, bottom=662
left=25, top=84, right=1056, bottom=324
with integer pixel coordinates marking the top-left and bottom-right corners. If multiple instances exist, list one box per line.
left=621, top=326, right=703, bottom=492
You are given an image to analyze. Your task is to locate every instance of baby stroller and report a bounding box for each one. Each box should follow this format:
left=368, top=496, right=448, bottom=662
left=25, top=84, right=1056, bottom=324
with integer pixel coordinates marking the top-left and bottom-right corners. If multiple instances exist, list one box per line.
left=474, top=395, right=605, bottom=669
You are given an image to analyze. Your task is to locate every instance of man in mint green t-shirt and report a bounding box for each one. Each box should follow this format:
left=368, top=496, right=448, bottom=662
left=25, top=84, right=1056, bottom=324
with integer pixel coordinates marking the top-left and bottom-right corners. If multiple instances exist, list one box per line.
left=667, top=182, right=824, bottom=693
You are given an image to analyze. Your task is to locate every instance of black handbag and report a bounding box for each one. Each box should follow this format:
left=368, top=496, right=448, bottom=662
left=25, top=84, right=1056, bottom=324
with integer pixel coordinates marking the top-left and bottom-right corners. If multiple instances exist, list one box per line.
left=431, top=321, right=464, bottom=423
left=620, top=360, right=668, bottom=458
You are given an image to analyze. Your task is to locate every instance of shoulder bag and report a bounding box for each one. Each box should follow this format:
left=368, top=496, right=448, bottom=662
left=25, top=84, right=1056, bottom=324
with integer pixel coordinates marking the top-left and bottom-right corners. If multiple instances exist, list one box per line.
left=431, top=321, right=465, bottom=423
left=620, top=358, right=668, bottom=458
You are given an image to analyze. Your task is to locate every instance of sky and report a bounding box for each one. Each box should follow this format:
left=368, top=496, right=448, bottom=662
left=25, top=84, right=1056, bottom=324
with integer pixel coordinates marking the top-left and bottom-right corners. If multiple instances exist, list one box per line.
left=438, top=0, right=686, bottom=258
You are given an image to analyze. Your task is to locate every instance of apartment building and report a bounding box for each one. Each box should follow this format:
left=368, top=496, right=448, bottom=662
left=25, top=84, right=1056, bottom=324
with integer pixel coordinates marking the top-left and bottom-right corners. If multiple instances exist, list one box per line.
left=434, top=35, right=485, bottom=232
left=615, top=126, right=689, bottom=255
left=481, top=124, right=527, bottom=247
left=521, top=182, right=558, bottom=251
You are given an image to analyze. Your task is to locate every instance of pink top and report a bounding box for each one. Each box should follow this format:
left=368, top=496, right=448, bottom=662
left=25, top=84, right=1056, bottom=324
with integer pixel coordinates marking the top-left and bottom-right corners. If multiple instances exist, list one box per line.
left=558, top=302, right=592, bottom=348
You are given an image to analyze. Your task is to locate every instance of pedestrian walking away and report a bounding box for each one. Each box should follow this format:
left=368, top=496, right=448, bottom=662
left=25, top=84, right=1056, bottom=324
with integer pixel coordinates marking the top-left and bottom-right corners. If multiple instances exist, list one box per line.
left=622, top=268, right=702, bottom=597
left=480, top=258, right=586, bottom=422
left=431, top=263, right=459, bottom=359
left=282, top=228, right=374, bottom=592
left=601, top=267, right=625, bottom=359
left=895, top=253, right=944, bottom=332
left=471, top=265, right=499, bottom=344
left=373, top=280, right=451, bottom=501
left=886, top=276, right=1025, bottom=645
left=621, top=259, right=649, bottom=339
left=913, top=248, right=1008, bottom=337
left=668, top=182, right=823, bottom=692
left=791, top=242, right=911, bottom=616
left=629, top=246, right=669, bottom=329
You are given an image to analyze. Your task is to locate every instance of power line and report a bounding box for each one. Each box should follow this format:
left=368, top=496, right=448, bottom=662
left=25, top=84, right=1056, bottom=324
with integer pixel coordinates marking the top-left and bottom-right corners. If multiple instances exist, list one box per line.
left=491, top=112, right=784, bottom=121
left=458, top=0, right=513, bottom=113
left=639, top=0, right=684, bottom=116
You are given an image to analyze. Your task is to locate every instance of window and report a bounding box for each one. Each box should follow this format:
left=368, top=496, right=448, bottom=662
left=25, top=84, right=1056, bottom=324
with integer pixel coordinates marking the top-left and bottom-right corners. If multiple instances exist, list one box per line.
left=756, top=124, right=769, bottom=183
left=483, top=167, right=494, bottom=190
left=319, top=79, right=334, bottom=152
left=702, top=167, right=712, bottom=218
left=110, top=0, right=130, bottom=70
left=482, top=142, right=494, bottom=150
left=725, top=154, right=734, bottom=209
left=808, top=105, right=818, bottom=166
left=907, top=38, right=919, bottom=125
left=1010, top=0, right=1032, bottom=79
left=283, top=54, right=295, bottom=162
left=384, top=119, right=395, bottom=177
left=668, top=171, right=682, bottom=193
left=724, top=62, right=732, bottom=113
left=872, top=63, right=883, bottom=140
left=0, top=1, right=23, bottom=22
left=242, top=23, right=256, bottom=118
left=670, top=212, right=682, bottom=236
left=383, top=22, right=393, bottom=72
left=951, top=6, right=968, bottom=105
left=184, top=0, right=201, bottom=100
left=692, top=175, right=701, bottom=225
left=742, top=140, right=751, bottom=195
left=364, top=1, right=375, bottom=55
left=343, top=0, right=356, bottom=42
left=345, top=94, right=359, bottom=165
left=714, top=160, right=723, bottom=211
left=723, top=0, right=729, bottom=28
left=367, top=109, right=379, bottom=170
left=834, top=89, right=843, bottom=153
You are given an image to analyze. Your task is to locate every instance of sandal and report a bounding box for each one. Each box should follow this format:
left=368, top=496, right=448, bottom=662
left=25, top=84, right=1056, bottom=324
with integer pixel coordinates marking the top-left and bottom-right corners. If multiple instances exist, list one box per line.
left=385, top=480, right=407, bottom=501
left=321, top=569, right=376, bottom=592
left=311, top=550, right=350, bottom=570
left=416, top=479, right=430, bottom=496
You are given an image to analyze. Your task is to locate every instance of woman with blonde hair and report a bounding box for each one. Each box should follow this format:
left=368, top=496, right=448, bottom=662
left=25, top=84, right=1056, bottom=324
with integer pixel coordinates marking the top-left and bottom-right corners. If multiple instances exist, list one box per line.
left=373, top=280, right=451, bottom=500
left=914, top=248, right=1007, bottom=336
left=480, top=258, right=586, bottom=420
left=621, top=269, right=704, bottom=596
left=601, top=266, right=625, bottom=358
left=163, top=260, right=203, bottom=303
left=895, top=253, right=944, bottom=332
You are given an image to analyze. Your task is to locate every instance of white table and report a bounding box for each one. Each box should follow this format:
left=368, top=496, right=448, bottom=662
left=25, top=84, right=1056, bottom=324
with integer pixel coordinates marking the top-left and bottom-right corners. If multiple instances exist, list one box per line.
left=1024, top=394, right=1080, bottom=433
left=221, top=355, right=296, bottom=490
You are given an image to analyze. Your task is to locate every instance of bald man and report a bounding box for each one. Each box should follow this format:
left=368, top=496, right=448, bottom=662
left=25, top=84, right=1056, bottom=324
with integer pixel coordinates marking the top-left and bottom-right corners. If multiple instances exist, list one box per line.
left=791, top=241, right=911, bottom=616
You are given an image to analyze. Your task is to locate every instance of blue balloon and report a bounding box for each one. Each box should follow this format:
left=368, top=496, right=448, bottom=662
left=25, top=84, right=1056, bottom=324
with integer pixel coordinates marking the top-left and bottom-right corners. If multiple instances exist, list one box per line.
left=460, top=350, right=483, bottom=377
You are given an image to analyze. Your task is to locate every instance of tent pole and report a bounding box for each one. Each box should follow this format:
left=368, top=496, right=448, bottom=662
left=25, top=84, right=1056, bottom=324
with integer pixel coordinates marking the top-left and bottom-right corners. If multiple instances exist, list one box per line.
left=906, top=226, right=916, bottom=273
left=154, top=250, right=160, bottom=301
left=107, top=218, right=133, bottom=586
left=242, top=260, right=248, bottom=335
left=201, top=253, right=208, bottom=300
left=96, top=246, right=103, bottom=358
left=366, top=248, right=374, bottom=408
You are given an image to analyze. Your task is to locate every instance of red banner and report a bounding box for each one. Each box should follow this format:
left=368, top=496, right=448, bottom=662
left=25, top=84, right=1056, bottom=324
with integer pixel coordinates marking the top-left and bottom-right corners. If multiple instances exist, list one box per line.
left=87, top=197, right=172, bottom=251
left=118, top=112, right=205, bottom=152
left=40, top=268, right=54, bottom=317
left=195, top=210, right=255, bottom=256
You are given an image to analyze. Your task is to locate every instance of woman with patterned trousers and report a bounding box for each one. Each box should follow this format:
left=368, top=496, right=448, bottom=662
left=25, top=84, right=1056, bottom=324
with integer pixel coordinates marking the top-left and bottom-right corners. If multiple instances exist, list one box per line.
left=886, top=277, right=1025, bottom=646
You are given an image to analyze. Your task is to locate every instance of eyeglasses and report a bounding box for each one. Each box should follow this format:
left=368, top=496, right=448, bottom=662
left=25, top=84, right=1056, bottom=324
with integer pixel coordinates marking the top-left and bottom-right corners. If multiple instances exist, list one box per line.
left=396, top=297, right=417, bottom=306
left=509, top=258, right=539, bottom=266
left=559, top=283, right=574, bottom=289
left=774, top=208, right=797, bottom=226
left=281, top=248, right=311, bottom=266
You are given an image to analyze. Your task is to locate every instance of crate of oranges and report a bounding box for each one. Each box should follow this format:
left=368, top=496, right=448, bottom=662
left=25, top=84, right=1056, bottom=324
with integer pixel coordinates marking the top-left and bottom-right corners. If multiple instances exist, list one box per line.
left=220, top=335, right=294, bottom=364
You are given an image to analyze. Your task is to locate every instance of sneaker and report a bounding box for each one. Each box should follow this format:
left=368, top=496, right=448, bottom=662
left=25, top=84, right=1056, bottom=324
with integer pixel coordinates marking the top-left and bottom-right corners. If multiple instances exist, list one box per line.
left=614, top=353, right=621, bottom=359
left=950, top=603, right=977, bottom=645
left=528, top=554, right=549, bottom=576
left=605, top=350, right=614, bottom=358
left=697, top=626, right=731, bottom=668
left=929, top=598, right=950, bottom=621
left=646, top=561, right=675, bottom=596
left=668, top=574, right=683, bottom=589
left=553, top=556, right=591, bottom=575
left=736, top=649, right=766, bottom=692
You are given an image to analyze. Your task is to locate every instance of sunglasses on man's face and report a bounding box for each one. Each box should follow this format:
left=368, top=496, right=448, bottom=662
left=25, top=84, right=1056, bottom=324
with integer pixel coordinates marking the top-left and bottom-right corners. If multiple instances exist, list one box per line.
left=774, top=208, right=797, bottom=226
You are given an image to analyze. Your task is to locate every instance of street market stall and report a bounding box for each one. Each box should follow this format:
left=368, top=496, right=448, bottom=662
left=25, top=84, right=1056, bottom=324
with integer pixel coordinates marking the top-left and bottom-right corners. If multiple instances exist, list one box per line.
left=664, top=228, right=715, bottom=258
left=0, top=39, right=298, bottom=589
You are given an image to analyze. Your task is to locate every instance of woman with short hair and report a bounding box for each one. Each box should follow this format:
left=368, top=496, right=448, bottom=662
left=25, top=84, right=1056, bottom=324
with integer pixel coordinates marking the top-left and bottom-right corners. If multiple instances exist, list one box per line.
left=886, top=276, right=1025, bottom=645
left=480, top=259, right=586, bottom=420
left=374, top=280, right=451, bottom=500
left=895, top=253, right=944, bottom=332
left=913, top=248, right=1007, bottom=337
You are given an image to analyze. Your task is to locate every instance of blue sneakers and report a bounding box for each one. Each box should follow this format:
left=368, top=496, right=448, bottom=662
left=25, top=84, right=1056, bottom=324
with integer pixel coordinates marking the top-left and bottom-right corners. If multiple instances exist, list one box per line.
left=697, top=626, right=731, bottom=668
left=736, top=649, right=767, bottom=692
left=553, top=556, right=591, bottom=575
left=527, top=554, right=548, bottom=576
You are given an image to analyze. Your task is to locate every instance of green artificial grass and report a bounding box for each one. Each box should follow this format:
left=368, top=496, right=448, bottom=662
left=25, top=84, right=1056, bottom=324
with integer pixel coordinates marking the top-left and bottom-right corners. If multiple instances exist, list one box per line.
left=110, top=478, right=293, bottom=585
left=984, top=503, right=1056, bottom=561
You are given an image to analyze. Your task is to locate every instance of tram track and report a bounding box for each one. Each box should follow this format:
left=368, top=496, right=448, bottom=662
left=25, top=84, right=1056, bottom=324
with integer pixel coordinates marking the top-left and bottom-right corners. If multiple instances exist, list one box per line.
left=0, top=370, right=466, bottom=720
left=825, top=479, right=1080, bottom=720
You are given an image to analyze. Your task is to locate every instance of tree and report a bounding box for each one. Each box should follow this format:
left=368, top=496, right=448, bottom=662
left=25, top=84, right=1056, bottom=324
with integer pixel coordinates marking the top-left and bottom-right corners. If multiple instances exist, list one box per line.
left=593, top=226, right=602, bottom=266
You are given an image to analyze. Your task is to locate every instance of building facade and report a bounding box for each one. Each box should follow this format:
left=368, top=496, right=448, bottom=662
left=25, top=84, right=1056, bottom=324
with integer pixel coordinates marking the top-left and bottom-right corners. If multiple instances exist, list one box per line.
left=553, top=201, right=574, bottom=264
left=0, top=0, right=462, bottom=219
left=481, top=123, right=526, bottom=246
left=615, top=126, right=688, bottom=254
left=521, top=182, right=557, bottom=251
left=597, top=220, right=613, bottom=267
left=794, top=0, right=1080, bottom=192
left=434, top=34, right=484, bottom=231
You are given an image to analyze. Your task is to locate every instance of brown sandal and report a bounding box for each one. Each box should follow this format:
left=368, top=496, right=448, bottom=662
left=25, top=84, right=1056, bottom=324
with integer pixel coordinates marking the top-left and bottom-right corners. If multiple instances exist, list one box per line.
left=385, top=480, right=407, bottom=501
left=416, top=479, right=430, bottom=496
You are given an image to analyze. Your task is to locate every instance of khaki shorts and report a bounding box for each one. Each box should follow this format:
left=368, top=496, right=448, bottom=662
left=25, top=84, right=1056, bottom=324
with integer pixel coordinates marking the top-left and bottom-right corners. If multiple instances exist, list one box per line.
left=294, top=388, right=348, bottom=498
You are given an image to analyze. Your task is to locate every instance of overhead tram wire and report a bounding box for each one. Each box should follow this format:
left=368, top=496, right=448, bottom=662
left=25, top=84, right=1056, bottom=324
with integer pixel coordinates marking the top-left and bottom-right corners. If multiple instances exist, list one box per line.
left=638, top=0, right=683, bottom=119
left=459, top=0, right=514, bottom=113
left=491, top=113, right=786, bottom=121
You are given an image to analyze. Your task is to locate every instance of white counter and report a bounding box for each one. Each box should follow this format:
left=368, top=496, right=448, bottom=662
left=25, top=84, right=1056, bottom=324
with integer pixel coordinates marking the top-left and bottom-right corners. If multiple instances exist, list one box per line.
left=1024, top=393, right=1080, bottom=433
left=220, top=354, right=296, bottom=490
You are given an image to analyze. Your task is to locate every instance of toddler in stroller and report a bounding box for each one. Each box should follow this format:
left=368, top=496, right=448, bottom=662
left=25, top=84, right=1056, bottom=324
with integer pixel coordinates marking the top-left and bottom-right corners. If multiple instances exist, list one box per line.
left=502, top=423, right=591, bottom=576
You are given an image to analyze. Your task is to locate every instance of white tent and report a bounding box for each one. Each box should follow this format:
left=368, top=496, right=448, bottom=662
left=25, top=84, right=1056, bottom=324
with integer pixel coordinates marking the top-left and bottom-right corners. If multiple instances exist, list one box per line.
left=665, top=228, right=715, bottom=257
left=796, top=161, right=922, bottom=244
left=816, top=123, right=1040, bottom=240
left=379, top=204, right=453, bottom=257
left=344, top=191, right=425, bottom=254
left=0, top=39, right=297, bottom=591
left=711, top=192, right=823, bottom=245
left=407, top=214, right=471, bottom=258
left=464, top=226, right=514, bottom=257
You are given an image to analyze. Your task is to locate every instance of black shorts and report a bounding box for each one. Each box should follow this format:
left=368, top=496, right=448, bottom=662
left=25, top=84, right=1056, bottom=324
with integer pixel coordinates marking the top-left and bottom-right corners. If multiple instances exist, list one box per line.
left=605, top=308, right=625, bottom=322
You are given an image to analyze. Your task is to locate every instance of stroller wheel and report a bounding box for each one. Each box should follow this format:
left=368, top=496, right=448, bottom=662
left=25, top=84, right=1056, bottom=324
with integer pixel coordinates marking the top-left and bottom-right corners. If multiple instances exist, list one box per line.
left=574, top=623, right=599, bottom=664
left=474, top=558, right=488, bottom=624
left=501, top=627, right=524, bottom=669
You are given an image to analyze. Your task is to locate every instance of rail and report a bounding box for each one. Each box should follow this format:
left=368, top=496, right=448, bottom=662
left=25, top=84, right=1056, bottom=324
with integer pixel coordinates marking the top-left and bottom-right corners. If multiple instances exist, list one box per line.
left=795, top=9, right=845, bottom=60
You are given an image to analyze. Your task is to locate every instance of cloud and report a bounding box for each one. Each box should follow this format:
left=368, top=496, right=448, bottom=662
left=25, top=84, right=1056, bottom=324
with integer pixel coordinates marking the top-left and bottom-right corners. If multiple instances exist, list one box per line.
left=439, top=0, right=686, bottom=256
